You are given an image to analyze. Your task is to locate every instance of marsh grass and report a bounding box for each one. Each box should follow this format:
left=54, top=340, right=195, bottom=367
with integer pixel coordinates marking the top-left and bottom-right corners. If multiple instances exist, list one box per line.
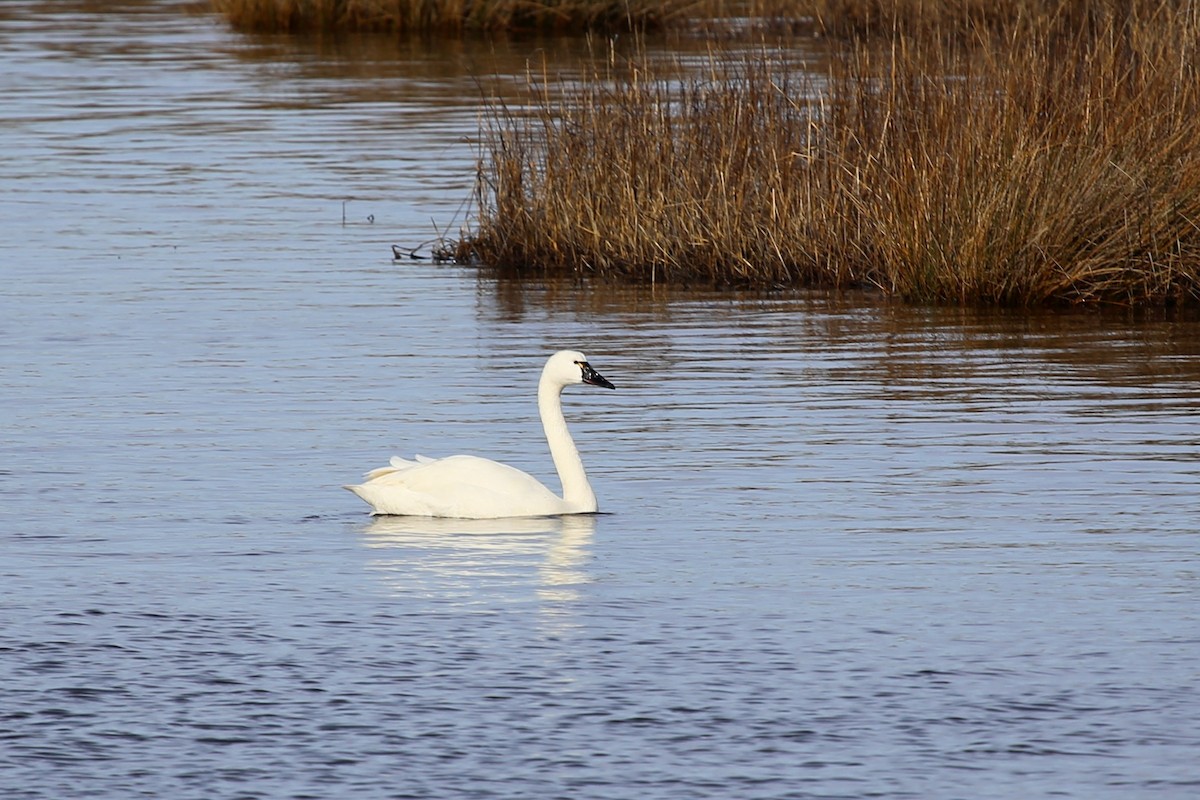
left=211, top=0, right=702, bottom=33
left=210, top=0, right=1188, bottom=40
left=465, top=3, right=1200, bottom=304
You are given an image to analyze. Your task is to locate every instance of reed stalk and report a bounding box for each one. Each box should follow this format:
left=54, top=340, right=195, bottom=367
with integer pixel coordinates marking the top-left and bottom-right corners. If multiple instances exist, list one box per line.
left=465, top=2, right=1200, bottom=304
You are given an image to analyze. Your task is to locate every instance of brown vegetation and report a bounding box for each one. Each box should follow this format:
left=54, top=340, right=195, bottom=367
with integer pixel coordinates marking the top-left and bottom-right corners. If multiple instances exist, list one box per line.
left=210, top=0, right=700, bottom=34
left=464, top=1, right=1200, bottom=304
left=210, top=0, right=1178, bottom=38
left=798, top=0, right=1134, bottom=39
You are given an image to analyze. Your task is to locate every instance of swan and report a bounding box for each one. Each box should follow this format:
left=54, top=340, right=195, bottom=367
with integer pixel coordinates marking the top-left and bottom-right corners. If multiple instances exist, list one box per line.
left=345, top=350, right=615, bottom=518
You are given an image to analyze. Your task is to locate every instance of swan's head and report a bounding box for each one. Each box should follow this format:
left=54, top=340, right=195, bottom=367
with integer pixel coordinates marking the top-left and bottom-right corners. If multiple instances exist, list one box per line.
left=545, top=350, right=616, bottom=390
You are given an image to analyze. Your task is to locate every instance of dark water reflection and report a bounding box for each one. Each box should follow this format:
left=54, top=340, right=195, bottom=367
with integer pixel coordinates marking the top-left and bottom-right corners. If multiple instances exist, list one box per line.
left=2, top=4, right=1199, bottom=800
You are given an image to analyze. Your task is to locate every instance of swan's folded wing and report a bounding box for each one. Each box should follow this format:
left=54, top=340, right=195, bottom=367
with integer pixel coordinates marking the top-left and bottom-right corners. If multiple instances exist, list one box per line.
left=378, top=455, right=546, bottom=495
left=350, top=454, right=566, bottom=518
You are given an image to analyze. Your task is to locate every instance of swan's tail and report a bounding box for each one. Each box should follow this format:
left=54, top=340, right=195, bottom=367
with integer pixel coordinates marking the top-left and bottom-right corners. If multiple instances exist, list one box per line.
left=344, top=478, right=432, bottom=516
left=343, top=482, right=387, bottom=514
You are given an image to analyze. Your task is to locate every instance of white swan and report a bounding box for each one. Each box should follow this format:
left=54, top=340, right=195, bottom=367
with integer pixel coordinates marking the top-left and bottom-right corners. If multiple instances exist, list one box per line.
left=345, top=350, right=615, bottom=518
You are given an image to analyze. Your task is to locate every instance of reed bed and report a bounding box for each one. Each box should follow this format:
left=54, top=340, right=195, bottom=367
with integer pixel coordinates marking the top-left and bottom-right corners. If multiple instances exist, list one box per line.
left=211, top=0, right=1164, bottom=38
left=464, top=2, right=1200, bottom=304
left=210, top=0, right=701, bottom=33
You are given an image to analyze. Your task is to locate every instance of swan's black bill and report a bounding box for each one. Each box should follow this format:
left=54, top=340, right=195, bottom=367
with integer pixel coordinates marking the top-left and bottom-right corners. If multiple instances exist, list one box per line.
left=580, top=362, right=615, bottom=390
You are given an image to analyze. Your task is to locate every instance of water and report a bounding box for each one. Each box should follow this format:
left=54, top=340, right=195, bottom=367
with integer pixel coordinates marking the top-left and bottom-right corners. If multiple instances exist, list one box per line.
left=2, top=4, right=1199, bottom=798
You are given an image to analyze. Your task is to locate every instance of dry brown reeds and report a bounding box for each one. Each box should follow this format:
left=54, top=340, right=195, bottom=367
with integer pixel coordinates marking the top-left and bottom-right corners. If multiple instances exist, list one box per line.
left=465, top=2, right=1200, bottom=304
left=210, top=0, right=700, bottom=33
left=797, top=0, right=1115, bottom=39
left=210, top=0, right=1186, bottom=40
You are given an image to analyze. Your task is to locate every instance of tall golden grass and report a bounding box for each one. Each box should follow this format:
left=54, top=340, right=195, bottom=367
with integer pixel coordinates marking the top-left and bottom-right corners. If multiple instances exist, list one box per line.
left=465, top=2, right=1200, bottom=304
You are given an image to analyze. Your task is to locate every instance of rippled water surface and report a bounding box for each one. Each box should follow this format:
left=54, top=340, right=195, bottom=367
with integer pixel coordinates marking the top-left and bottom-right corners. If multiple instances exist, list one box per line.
left=2, top=4, right=1199, bottom=799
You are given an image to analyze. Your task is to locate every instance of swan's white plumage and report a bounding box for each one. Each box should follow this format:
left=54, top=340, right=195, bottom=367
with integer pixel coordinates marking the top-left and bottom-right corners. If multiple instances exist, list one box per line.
left=348, top=454, right=568, bottom=518
left=345, top=350, right=614, bottom=519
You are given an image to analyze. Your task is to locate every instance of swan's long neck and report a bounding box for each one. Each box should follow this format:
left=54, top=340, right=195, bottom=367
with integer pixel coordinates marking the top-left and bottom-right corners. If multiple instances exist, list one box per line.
left=538, top=376, right=597, bottom=513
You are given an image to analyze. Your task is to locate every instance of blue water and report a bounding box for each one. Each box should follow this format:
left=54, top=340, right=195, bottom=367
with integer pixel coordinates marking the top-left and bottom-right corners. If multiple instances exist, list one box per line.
left=2, top=3, right=1199, bottom=798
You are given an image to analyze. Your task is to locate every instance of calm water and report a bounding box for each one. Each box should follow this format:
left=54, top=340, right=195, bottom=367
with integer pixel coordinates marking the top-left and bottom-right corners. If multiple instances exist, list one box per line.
left=2, top=3, right=1199, bottom=799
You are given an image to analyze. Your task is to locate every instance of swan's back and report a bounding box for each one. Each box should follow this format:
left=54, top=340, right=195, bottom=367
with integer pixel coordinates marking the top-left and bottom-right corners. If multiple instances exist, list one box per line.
left=345, top=455, right=572, bottom=518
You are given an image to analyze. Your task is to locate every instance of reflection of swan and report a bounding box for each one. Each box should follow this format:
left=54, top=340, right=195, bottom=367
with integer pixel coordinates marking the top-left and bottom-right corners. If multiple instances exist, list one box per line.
left=360, top=514, right=597, bottom=611
left=537, top=516, right=595, bottom=606
left=361, top=515, right=572, bottom=540
left=346, top=350, right=615, bottom=518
